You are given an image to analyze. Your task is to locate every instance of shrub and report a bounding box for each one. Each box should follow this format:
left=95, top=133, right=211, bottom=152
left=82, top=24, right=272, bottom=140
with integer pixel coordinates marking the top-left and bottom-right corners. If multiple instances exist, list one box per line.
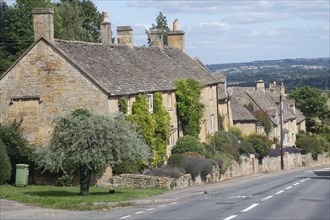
left=228, top=126, right=242, bottom=138
left=296, top=133, right=324, bottom=159
left=172, top=135, right=204, bottom=155
left=0, top=140, right=12, bottom=184
left=167, top=154, right=185, bottom=168
left=0, top=120, right=34, bottom=183
left=112, top=160, right=142, bottom=175
left=208, top=131, right=240, bottom=162
left=146, top=166, right=185, bottom=178
left=200, top=159, right=214, bottom=181
left=239, top=138, right=255, bottom=155
left=181, top=156, right=202, bottom=180
left=55, top=174, right=73, bottom=187
left=214, top=153, right=233, bottom=174
left=247, top=133, right=271, bottom=158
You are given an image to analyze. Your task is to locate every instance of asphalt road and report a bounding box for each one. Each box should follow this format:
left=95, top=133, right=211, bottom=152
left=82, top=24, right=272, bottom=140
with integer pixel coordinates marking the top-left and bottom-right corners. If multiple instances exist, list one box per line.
left=119, top=168, right=330, bottom=220
left=1, top=167, right=329, bottom=220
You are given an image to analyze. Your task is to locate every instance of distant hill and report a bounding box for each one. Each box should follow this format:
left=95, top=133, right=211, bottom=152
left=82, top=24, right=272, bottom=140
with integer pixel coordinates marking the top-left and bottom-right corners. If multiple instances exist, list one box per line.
left=207, top=58, right=330, bottom=92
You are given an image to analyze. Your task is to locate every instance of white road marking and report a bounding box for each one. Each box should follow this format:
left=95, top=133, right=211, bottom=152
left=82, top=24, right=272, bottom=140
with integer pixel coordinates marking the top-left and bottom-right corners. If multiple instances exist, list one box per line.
left=241, top=203, right=259, bottom=212
left=293, top=182, right=300, bottom=185
left=300, top=179, right=306, bottom=183
left=275, top=190, right=284, bottom=195
left=135, top=211, right=144, bottom=214
left=157, top=204, right=167, bottom=208
left=224, top=215, right=237, bottom=220
left=169, top=202, right=177, bottom=205
left=285, top=186, right=293, bottom=189
left=146, top=208, right=155, bottom=211
left=260, top=195, right=273, bottom=201
left=120, top=215, right=132, bottom=219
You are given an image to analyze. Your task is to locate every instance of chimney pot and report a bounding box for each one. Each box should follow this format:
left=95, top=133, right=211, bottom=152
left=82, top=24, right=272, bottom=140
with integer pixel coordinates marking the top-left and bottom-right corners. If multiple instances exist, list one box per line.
left=32, top=8, right=54, bottom=43
left=102, top=12, right=109, bottom=22
left=173, top=19, right=178, bottom=31
left=101, top=11, right=112, bottom=46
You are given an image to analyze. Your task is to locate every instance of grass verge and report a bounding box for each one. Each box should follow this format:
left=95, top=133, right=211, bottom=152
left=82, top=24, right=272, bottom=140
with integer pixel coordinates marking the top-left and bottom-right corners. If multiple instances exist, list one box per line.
left=0, top=185, right=166, bottom=210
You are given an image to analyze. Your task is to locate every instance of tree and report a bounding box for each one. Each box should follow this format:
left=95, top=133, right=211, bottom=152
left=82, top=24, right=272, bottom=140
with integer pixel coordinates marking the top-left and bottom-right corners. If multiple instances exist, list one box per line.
left=34, top=109, right=150, bottom=196
left=146, top=12, right=170, bottom=46
left=0, top=0, right=55, bottom=77
left=56, top=0, right=101, bottom=42
left=289, top=86, right=329, bottom=133
left=175, top=79, right=205, bottom=138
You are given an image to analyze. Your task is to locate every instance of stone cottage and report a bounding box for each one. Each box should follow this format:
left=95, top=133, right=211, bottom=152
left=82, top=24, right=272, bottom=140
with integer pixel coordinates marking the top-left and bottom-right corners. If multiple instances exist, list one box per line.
left=0, top=9, right=220, bottom=158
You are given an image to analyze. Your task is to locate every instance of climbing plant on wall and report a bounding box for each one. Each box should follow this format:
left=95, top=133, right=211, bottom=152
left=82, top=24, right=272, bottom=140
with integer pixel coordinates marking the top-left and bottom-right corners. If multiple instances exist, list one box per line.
left=118, top=97, right=128, bottom=114
left=175, top=78, right=205, bottom=138
left=152, top=92, right=171, bottom=166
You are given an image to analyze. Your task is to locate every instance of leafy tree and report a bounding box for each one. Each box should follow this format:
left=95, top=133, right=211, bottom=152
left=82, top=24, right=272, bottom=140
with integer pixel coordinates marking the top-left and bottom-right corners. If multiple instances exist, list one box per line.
left=289, top=86, right=329, bottom=133
left=0, top=139, right=12, bottom=184
left=146, top=12, right=170, bottom=46
left=0, top=0, right=56, bottom=77
left=56, top=0, right=101, bottom=42
left=34, top=109, right=150, bottom=196
left=175, top=79, right=205, bottom=138
left=247, top=133, right=271, bottom=158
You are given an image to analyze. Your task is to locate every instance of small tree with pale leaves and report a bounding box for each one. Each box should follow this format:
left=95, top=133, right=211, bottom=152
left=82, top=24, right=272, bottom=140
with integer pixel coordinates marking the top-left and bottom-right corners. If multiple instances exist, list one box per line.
left=34, top=109, right=150, bottom=196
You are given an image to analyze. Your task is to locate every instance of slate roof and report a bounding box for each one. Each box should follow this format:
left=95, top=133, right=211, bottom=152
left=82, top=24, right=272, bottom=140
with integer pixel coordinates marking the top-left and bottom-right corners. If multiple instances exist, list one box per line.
left=231, top=98, right=256, bottom=122
left=55, top=40, right=218, bottom=96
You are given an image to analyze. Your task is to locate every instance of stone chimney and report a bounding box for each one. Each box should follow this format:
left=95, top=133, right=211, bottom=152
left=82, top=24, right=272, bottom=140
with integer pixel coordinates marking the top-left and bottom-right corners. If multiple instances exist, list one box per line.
left=101, top=12, right=112, bottom=46
left=256, top=79, right=265, bottom=92
left=167, top=19, right=185, bottom=52
left=32, top=8, right=54, bottom=44
left=149, top=28, right=163, bottom=49
left=117, top=26, right=133, bottom=48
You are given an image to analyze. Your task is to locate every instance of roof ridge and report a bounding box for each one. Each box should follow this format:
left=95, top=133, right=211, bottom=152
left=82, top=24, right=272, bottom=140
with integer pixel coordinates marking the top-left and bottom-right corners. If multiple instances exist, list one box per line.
left=55, top=39, right=102, bottom=46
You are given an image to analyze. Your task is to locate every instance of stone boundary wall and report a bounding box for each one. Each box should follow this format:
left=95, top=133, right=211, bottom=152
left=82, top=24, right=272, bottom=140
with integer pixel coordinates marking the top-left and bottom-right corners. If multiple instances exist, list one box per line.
left=97, top=152, right=329, bottom=189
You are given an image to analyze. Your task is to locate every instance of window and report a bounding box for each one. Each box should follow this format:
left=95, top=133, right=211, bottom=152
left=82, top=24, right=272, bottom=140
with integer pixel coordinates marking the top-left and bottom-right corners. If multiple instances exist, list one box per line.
left=210, top=114, right=215, bottom=132
left=147, top=93, right=153, bottom=113
left=169, top=133, right=174, bottom=147
left=209, top=86, right=213, bottom=99
left=167, top=92, right=172, bottom=110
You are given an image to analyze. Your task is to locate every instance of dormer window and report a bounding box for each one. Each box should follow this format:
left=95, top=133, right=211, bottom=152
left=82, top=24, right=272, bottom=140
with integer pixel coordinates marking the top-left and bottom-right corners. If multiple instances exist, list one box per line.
left=147, top=93, right=153, bottom=113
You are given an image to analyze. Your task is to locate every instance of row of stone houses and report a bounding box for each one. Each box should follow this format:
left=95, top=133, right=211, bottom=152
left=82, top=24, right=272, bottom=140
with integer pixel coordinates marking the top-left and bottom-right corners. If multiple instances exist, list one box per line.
left=225, top=79, right=306, bottom=147
left=0, top=8, right=220, bottom=158
left=0, top=8, right=306, bottom=162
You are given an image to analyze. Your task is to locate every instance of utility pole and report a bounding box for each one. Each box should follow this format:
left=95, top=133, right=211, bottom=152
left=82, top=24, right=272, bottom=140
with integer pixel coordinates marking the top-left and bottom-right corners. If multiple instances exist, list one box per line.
left=280, top=93, right=284, bottom=170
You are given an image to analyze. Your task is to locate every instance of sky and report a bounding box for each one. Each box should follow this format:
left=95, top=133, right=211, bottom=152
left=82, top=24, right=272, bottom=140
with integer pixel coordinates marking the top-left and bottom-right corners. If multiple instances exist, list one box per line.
left=5, top=0, right=330, bottom=64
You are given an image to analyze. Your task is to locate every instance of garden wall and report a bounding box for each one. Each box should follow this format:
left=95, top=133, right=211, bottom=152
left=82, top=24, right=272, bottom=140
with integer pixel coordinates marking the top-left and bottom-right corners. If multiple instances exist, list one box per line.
left=97, top=152, right=329, bottom=189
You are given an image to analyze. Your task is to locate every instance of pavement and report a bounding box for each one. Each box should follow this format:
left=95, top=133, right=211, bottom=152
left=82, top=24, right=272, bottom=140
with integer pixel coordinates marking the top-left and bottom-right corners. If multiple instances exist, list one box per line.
left=0, top=166, right=323, bottom=219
